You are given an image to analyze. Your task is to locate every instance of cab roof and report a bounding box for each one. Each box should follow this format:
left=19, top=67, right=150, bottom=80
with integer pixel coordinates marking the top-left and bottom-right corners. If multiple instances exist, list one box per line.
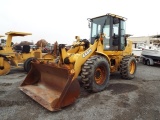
left=0, top=35, right=5, bottom=38
left=90, top=13, right=127, bottom=21
left=5, top=31, right=32, bottom=36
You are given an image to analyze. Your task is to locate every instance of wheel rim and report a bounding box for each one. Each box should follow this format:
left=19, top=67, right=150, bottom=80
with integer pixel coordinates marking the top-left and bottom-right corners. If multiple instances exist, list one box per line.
left=94, top=66, right=106, bottom=85
left=129, top=61, right=135, bottom=74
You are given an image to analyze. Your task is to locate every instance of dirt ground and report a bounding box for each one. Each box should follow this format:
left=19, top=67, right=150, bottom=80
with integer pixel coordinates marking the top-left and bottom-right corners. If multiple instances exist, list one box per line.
left=0, top=62, right=160, bottom=120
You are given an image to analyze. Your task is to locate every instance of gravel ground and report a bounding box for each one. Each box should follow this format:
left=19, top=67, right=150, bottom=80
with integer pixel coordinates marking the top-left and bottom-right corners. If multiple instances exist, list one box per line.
left=0, top=62, right=160, bottom=120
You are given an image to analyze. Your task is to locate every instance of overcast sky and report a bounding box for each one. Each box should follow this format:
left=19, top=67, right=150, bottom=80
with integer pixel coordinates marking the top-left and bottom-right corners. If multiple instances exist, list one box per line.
left=0, top=0, right=160, bottom=44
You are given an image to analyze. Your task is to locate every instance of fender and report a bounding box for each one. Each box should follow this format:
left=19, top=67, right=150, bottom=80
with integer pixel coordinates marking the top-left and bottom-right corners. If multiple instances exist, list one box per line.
left=95, top=51, right=111, bottom=65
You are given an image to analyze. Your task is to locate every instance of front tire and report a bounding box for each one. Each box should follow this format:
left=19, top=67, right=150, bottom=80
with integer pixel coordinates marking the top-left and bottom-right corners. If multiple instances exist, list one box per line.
left=146, top=59, right=150, bottom=66
left=24, top=57, right=35, bottom=73
left=120, top=56, right=137, bottom=79
left=81, top=55, right=110, bottom=92
left=0, top=60, right=10, bottom=75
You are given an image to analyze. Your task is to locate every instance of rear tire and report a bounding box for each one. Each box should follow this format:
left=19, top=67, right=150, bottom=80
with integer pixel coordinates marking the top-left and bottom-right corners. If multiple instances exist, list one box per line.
left=120, top=56, right=137, bottom=79
left=81, top=55, right=110, bottom=92
left=24, top=57, right=35, bottom=73
left=146, top=59, right=150, bottom=66
left=143, top=58, right=146, bottom=65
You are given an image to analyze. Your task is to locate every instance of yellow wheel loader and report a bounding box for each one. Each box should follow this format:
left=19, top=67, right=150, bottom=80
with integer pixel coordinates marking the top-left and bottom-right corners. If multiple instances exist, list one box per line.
left=0, top=31, right=54, bottom=75
left=20, top=13, right=137, bottom=111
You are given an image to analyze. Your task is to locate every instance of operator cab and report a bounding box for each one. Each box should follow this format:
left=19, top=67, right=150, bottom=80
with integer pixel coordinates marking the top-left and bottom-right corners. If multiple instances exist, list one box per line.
left=89, top=13, right=127, bottom=51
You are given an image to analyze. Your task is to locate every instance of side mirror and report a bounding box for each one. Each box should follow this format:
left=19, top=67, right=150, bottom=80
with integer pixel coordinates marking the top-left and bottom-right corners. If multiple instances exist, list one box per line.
left=125, top=37, right=127, bottom=46
left=87, top=18, right=91, bottom=28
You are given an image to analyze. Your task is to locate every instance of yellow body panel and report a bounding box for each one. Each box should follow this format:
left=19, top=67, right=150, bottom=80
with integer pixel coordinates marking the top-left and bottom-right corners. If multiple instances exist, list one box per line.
left=58, top=36, right=133, bottom=77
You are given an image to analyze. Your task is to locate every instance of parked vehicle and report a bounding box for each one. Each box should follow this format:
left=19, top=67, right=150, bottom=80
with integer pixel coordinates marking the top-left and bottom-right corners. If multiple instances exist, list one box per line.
left=19, top=13, right=137, bottom=111
left=141, top=47, right=160, bottom=65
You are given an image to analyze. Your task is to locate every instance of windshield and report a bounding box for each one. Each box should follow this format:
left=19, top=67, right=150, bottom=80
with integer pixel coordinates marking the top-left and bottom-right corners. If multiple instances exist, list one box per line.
left=91, top=16, right=108, bottom=37
left=90, top=16, right=110, bottom=44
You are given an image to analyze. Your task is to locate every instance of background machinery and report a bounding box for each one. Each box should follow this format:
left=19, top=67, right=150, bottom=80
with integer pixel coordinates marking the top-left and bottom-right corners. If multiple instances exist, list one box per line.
left=0, top=35, right=5, bottom=46
left=0, top=31, right=54, bottom=75
left=20, top=13, right=137, bottom=111
left=0, top=35, right=5, bottom=38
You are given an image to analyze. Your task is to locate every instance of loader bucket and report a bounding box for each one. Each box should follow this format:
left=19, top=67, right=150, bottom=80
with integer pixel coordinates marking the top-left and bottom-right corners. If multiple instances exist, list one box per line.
left=19, top=62, right=80, bottom=111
